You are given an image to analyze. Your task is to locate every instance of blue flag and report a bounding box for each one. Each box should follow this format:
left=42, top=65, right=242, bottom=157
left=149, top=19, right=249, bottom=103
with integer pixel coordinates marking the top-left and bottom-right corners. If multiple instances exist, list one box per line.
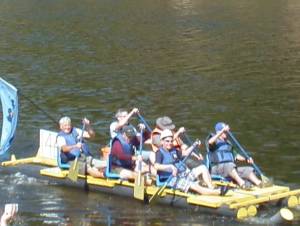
left=0, top=77, right=18, bottom=155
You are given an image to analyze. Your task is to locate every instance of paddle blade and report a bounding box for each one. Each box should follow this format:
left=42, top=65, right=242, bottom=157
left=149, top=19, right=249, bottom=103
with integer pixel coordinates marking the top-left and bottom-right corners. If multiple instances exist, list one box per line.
left=134, top=173, right=145, bottom=200
left=148, top=184, right=167, bottom=204
left=68, top=158, right=79, bottom=182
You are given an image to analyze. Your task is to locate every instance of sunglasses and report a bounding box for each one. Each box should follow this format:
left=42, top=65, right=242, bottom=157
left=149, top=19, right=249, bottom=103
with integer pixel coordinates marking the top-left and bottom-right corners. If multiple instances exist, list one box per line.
left=163, top=139, right=173, bottom=143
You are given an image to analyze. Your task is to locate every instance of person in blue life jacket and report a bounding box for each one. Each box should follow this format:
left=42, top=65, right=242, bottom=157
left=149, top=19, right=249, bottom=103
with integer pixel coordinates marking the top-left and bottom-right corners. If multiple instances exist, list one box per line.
left=208, top=122, right=262, bottom=188
left=110, top=125, right=150, bottom=181
left=57, top=116, right=105, bottom=178
left=154, top=129, right=229, bottom=196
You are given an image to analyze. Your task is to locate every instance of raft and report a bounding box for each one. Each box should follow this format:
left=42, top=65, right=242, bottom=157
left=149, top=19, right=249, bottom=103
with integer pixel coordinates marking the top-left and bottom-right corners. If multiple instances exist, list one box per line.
left=1, top=129, right=300, bottom=222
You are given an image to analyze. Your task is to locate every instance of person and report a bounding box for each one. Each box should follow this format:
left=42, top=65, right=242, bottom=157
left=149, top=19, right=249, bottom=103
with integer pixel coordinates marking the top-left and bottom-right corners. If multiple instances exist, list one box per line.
left=149, top=116, right=203, bottom=175
left=154, top=129, right=228, bottom=195
left=151, top=116, right=187, bottom=152
left=57, top=116, right=105, bottom=178
left=207, top=122, right=262, bottom=188
left=110, top=108, right=140, bottom=139
left=110, top=125, right=149, bottom=180
left=1, top=203, right=18, bottom=226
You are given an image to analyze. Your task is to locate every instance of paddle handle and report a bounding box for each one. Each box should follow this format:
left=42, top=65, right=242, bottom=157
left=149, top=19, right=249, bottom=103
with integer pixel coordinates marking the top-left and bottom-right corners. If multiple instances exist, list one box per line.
left=137, top=113, right=152, bottom=132
left=227, top=131, right=263, bottom=176
left=137, top=128, right=143, bottom=185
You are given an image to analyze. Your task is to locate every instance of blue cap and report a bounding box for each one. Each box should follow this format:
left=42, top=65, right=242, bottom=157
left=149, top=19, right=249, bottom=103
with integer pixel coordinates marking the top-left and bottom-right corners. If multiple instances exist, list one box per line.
left=215, top=122, right=226, bottom=132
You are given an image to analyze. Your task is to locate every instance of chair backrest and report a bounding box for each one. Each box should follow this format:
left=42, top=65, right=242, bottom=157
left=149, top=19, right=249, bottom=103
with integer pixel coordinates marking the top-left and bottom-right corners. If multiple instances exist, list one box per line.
left=204, top=134, right=213, bottom=170
left=36, top=129, right=59, bottom=164
left=104, top=140, right=120, bottom=179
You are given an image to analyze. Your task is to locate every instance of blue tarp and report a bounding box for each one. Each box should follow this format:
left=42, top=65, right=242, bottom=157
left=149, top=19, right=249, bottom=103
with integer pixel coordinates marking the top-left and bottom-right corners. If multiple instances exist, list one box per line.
left=0, top=77, right=18, bottom=155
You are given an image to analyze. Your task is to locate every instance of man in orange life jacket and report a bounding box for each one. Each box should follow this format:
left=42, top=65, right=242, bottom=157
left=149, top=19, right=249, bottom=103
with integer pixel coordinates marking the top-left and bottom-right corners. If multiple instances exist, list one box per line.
left=149, top=116, right=207, bottom=180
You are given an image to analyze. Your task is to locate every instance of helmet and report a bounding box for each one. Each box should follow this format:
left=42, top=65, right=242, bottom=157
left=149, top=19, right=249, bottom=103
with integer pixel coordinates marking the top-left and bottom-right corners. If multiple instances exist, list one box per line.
left=160, top=129, right=173, bottom=140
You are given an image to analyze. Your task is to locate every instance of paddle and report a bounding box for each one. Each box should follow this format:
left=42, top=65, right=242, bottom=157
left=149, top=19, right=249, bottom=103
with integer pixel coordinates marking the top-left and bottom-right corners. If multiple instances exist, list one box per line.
left=183, top=133, right=203, bottom=161
left=227, top=130, right=271, bottom=184
left=68, top=123, right=85, bottom=182
left=133, top=128, right=145, bottom=200
left=137, top=113, right=152, bottom=132
left=148, top=140, right=199, bottom=204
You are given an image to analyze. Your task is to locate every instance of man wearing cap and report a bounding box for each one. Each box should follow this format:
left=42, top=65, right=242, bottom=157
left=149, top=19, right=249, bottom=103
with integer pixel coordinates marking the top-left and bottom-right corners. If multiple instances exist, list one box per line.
left=110, top=125, right=149, bottom=180
left=149, top=116, right=202, bottom=171
left=57, top=116, right=105, bottom=178
left=154, top=129, right=228, bottom=196
left=151, top=116, right=187, bottom=152
left=207, top=122, right=262, bottom=188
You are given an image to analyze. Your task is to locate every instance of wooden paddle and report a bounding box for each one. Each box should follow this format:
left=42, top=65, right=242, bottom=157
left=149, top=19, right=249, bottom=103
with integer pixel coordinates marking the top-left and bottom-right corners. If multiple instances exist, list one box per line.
left=227, top=130, right=271, bottom=185
left=148, top=140, right=199, bottom=204
left=68, top=123, right=85, bottom=182
left=133, top=128, right=145, bottom=200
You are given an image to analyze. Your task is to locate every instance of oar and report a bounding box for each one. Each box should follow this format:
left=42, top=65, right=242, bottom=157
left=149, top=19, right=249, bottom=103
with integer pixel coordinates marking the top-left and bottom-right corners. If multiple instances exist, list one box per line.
left=183, top=133, right=202, bottom=160
left=133, top=128, right=145, bottom=200
left=227, top=131, right=270, bottom=184
left=148, top=141, right=198, bottom=204
left=68, top=123, right=85, bottom=182
left=137, top=113, right=152, bottom=132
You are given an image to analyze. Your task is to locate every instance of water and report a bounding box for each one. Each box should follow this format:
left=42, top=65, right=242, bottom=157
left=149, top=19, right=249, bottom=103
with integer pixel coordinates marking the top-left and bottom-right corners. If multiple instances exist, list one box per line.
left=1, top=0, right=300, bottom=225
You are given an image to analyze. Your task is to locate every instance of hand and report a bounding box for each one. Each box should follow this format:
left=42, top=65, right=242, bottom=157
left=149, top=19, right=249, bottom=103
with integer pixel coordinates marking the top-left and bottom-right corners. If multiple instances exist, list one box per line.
left=75, top=142, right=83, bottom=149
left=138, top=123, right=145, bottom=131
left=82, top=118, right=91, bottom=126
left=198, top=153, right=203, bottom=161
left=192, top=152, right=203, bottom=161
left=177, top=127, right=185, bottom=134
left=131, top=108, right=139, bottom=114
left=246, top=157, right=254, bottom=164
left=171, top=165, right=178, bottom=176
left=136, top=155, right=143, bottom=162
left=222, top=125, right=230, bottom=133
left=193, top=139, right=201, bottom=147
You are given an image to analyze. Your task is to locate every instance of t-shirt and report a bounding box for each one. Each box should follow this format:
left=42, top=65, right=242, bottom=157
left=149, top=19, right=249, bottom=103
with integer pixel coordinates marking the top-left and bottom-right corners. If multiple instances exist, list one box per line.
left=109, top=121, right=119, bottom=139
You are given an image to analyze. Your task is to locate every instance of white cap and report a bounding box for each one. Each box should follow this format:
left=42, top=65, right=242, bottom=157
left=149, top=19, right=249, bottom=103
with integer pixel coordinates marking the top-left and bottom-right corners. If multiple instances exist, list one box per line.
left=160, top=129, right=173, bottom=140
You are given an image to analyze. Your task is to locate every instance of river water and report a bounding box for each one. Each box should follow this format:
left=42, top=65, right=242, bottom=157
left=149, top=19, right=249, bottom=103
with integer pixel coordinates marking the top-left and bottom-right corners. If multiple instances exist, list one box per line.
left=1, top=0, right=300, bottom=225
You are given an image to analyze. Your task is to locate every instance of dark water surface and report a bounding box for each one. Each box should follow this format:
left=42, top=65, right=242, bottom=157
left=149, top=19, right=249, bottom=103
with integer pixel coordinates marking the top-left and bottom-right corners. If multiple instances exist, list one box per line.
left=1, top=0, right=300, bottom=225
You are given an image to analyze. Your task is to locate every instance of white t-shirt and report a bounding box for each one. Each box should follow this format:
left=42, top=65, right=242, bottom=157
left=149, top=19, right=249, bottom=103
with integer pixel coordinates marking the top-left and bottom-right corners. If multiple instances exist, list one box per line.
left=57, top=127, right=83, bottom=150
left=109, top=121, right=119, bottom=139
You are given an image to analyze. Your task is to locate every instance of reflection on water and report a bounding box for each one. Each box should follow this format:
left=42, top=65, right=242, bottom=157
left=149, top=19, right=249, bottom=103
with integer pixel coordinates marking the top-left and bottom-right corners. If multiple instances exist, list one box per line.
left=1, top=0, right=300, bottom=225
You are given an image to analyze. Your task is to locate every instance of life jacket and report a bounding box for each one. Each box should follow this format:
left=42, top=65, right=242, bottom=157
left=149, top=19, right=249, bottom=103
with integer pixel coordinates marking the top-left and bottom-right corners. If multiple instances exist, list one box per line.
left=58, top=128, right=90, bottom=159
left=151, top=127, right=182, bottom=152
left=111, top=133, right=135, bottom=169
left=157, top=147, right=184, bottom=179
left=209, top=138, right=234, bottom=164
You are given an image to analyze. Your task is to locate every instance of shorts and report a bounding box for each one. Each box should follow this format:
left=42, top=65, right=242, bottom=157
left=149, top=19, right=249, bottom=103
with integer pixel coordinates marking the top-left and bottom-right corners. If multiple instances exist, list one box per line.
left=211, top=162, right=254, bottom=179
left=167, top=169, right=197, bottom=193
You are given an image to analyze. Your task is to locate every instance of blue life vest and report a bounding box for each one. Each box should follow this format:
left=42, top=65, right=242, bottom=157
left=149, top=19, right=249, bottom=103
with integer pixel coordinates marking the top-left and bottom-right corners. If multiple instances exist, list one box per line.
left=111, top=133, right=135, bottom=169
left=58, top=128, right=90, bottom=160
left=210, top=138, right=234, bottom=164
left=157, top=147, right=185, bottom=179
